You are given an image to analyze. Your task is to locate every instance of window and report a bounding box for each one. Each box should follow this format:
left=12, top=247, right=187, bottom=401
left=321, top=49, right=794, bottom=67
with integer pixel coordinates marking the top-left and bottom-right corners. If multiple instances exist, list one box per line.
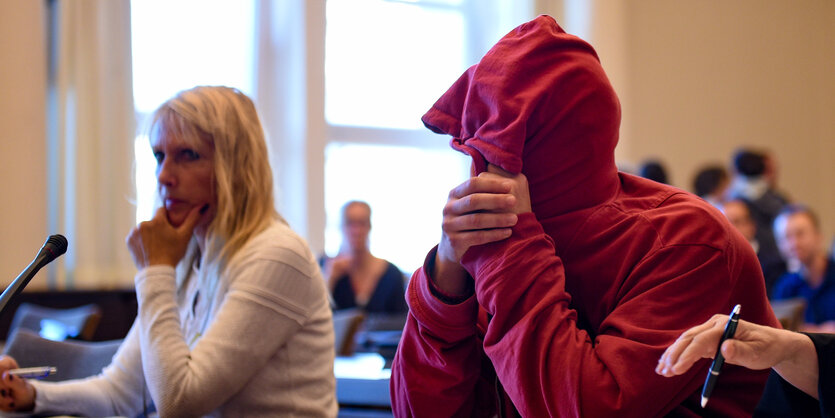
left=325, top=0, right=466, bottom=129
left=323, top=143, right=470, bottom=273
left=130, top=0, right=256, bottom=223
left=323, top=0, right=525, bottom=273
left=128, top=0, right=531, bottom=274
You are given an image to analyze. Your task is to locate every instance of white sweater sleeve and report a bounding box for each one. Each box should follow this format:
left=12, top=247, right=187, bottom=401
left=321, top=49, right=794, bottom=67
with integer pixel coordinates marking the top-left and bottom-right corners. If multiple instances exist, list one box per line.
left=30, top=322, right=148, bottom=417
left=135, top=255, right=321, bottom=417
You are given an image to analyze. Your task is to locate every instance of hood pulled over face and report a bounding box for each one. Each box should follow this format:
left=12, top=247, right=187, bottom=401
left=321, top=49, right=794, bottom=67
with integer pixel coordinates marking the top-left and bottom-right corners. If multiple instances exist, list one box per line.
left=422, top=15, right=622, bottom=219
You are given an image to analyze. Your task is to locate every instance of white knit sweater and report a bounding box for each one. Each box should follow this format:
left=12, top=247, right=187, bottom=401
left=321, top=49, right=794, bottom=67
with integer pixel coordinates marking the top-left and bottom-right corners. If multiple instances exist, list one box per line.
left=31, top=221, right=337, bottom=417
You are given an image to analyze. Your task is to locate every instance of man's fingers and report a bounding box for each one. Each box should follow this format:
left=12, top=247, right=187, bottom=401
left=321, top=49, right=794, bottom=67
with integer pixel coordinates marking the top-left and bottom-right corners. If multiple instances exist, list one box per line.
left=657, top=336, right=696, bottom=376
left=720, top=339, right=742, bottom=364
left=446, top=193, right=516, bottom=217
left=443, top=212, right=518, bottom=234
left=656, top=343, right=679, bottom=375
left=449, top=176, right=512, bottom=200
left=656, top=316, right=726, bottom=376
left=447, top=229, right=513, bottom=252
left=669, top=329, right=722, bottom=374
left=657, top=343, right=696, bottom=377
left=720, top=339, right=761, bottom=369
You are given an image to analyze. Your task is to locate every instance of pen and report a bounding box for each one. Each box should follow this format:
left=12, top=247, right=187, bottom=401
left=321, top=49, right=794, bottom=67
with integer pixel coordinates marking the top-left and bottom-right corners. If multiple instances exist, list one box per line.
left=700, top=304, right=741, bottom=408
left=7, top=366, right=57, bottom=380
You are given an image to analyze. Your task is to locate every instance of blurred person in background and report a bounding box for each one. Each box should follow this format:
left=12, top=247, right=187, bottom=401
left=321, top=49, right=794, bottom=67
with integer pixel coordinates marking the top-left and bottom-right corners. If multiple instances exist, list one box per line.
left=772, top=204, right=835, bottom=332
left=639, top=159, right=669, bottom=185
left=693, top=165, right=730, bottom=209
left=323, top=201, right=407, bottom=314
left=729, top=149, right=787, bottom=272
left=762, top=149, right=790, bottom=202
left=723, top=199, right=786, bottom=296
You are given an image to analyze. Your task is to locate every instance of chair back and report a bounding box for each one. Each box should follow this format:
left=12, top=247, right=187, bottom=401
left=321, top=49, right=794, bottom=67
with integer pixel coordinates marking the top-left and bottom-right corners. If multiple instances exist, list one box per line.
left=770, top=297, right=807, bottom=331
left=332, top=308, right=365, bottom=356
left=8, top=303, right=102, bottom=341
left=3, top=328, right=122, bottom=381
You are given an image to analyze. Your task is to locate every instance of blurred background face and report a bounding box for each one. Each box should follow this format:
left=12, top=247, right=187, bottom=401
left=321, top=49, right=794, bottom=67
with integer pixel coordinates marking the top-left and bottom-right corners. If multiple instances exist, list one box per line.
left=723, top=200, right=756, bottom=242
left=341, top=203, right=371, bottom=252
left=775, top=212, right=822, bottom=267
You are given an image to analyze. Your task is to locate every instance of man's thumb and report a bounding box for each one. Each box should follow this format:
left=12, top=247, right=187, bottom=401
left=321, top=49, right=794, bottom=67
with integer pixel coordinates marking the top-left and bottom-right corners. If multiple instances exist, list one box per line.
left=721, top=339, right=748, bottom=365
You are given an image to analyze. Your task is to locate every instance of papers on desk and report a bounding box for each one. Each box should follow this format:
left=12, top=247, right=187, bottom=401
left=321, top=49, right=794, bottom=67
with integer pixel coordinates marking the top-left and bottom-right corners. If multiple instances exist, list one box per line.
left=334, top=352, right=391, bottom=380
left=335, top=352, right=392, bottom=407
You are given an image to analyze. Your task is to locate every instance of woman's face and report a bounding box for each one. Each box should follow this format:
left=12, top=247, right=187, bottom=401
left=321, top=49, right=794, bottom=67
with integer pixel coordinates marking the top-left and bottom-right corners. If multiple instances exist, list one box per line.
left=151, top=130, right=217, bottom=231
left=342, top=203, right=371, bottom=251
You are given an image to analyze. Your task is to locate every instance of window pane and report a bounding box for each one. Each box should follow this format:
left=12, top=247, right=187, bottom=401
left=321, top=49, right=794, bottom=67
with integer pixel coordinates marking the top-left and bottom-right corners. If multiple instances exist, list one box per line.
left=324, top=143, right=470, bottom=274
left=134, top=135, right=157, bottom=224
left=131, top=0, right=256, bottom=113
left=325, top=0, right=466, bottom=129
left=131, top=0, right=256, bottom=223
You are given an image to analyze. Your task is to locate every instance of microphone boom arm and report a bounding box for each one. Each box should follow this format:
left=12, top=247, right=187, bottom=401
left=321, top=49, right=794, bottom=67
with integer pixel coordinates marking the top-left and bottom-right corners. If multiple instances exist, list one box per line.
left=0, top=234, right=68, bottom=317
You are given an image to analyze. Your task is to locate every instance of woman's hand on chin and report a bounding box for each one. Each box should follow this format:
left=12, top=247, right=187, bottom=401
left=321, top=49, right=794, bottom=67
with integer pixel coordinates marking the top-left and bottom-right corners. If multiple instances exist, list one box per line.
left=127, top=204, right=206, bottom=269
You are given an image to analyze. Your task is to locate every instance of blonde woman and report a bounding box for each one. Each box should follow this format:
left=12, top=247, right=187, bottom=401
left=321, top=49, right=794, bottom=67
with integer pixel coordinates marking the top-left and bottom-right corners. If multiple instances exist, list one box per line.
left=0, top=86, right=337, bottom=417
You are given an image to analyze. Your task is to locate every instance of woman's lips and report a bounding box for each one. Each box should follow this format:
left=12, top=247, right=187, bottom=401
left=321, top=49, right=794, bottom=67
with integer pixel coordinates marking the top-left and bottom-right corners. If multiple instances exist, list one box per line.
left=164, top=198, right=188, bottom=210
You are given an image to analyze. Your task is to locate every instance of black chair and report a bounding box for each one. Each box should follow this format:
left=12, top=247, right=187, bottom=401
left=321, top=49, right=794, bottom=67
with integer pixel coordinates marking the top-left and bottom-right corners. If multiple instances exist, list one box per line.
left=7, top=302, right=102, bottom=341
left=3, top=328, right=121, bottom=382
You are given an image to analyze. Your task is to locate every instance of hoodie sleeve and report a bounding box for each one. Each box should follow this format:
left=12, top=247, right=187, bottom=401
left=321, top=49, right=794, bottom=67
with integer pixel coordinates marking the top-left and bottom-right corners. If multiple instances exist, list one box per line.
left=806, top=332, right=835, bottom=416
left=461, top=212, right=771, bottom=417
left=390, top=247, right=486, bottom=417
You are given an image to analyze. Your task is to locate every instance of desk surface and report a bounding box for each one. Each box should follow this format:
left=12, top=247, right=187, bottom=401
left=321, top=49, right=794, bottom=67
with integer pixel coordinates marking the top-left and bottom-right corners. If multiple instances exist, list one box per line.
left=335, top=353, right=391, bottom=408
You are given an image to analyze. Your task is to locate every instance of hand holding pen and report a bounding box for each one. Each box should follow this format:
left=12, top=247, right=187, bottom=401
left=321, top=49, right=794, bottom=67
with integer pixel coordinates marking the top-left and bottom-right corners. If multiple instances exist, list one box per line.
left=655, top=304, right=740, bottom=407
left=656, top=305, right=821, bottom=402
left=0, top=356, right=37, bottom=412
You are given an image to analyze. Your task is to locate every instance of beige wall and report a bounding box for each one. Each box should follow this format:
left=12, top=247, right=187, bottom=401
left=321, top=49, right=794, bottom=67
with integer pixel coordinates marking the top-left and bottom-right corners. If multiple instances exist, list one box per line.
left=587, top=0, right=835, bottom=241
left=0, top=1, right=49, bottom=289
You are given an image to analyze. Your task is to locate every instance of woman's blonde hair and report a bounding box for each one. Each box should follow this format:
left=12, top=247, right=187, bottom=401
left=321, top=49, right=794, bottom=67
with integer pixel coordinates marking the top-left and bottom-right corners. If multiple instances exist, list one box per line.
left=149, top=86, right=280, bottom=280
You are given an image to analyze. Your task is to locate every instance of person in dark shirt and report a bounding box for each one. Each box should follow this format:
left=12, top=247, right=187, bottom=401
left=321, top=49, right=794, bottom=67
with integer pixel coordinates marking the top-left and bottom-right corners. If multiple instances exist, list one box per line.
left=772, top=204, right=835, bottom=333
left=728, top=149, right=788, bottom=263
left=723, top=199, right=787, bottom=297
left=323, top=201, right=407, bottom=314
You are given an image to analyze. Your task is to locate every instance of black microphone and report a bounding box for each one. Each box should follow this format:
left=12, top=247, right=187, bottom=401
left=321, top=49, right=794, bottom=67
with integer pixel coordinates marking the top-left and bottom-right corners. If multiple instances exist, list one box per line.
left=0, top=234, right=68, bottom=316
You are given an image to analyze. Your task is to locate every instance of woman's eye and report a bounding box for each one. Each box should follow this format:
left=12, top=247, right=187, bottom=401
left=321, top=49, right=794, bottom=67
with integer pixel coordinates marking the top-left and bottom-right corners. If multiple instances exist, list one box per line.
left=181, top=149, right=199, bottom=161
left=153, top=152, right=164, bottom=165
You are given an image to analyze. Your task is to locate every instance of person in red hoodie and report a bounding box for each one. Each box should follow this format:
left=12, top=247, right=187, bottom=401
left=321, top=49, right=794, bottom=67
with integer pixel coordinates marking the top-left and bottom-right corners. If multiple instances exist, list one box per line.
left=390, top=15, right=780, bottom=417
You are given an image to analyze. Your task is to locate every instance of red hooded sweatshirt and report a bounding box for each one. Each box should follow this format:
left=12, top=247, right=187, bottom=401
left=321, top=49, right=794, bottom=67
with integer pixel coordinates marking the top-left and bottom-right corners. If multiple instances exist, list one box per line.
left=390, top=15, right=779, bottom=417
